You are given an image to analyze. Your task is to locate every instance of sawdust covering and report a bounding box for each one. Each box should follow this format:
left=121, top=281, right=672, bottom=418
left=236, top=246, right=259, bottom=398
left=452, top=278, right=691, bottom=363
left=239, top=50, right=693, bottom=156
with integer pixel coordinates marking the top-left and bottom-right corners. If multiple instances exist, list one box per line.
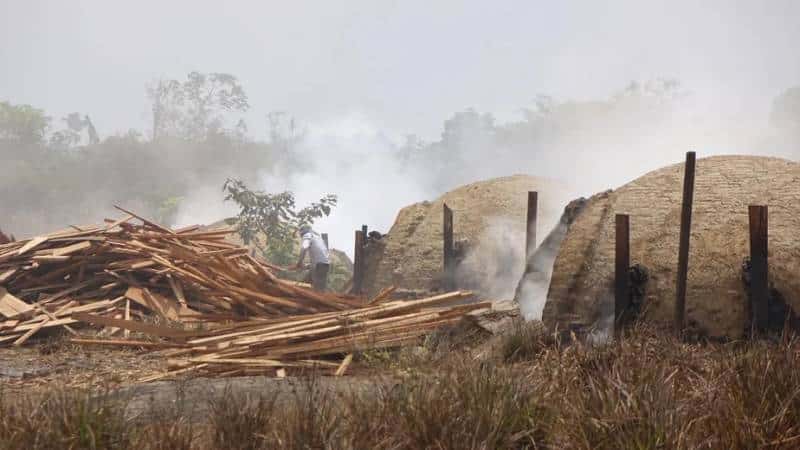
left=363, top=175, right=571, bottom=298
left=543, top=155, right=800, bottom=338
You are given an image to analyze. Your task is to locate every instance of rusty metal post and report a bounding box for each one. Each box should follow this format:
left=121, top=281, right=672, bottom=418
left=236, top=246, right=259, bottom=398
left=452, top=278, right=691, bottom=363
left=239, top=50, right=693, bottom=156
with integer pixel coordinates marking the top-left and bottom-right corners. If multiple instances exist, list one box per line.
left=615, top=214, right=630, bottom=337
left=749, top=205, right=769, bottom=334
left=525, top=191, right=538, bottom=271
left=675, top=151, right=696, bottom=335
left=321, top=233, right=329, bottom=249
left=352, top=229, right=365, bottom=295
left=443, top=203, right=455, bottom=291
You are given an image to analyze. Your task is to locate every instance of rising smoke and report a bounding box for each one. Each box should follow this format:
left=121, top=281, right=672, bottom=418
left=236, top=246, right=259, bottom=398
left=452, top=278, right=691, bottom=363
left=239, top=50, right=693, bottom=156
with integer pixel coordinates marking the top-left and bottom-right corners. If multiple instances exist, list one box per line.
left=2, top=80, right=799, bottom=318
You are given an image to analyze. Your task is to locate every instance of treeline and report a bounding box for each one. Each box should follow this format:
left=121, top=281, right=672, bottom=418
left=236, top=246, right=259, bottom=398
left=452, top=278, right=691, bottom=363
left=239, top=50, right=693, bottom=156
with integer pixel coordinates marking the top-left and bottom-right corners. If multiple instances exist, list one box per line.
left=2, top=75, right=799, bottom=237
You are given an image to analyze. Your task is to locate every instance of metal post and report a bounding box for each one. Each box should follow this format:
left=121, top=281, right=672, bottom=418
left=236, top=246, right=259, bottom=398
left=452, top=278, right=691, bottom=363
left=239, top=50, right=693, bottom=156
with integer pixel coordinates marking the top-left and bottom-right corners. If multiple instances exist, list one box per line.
left=321, top=233, right=329, bottom=250
left=525, top=191, right=538, bottom=271
left=362, top=225, right=368, bottom=240
left=749, top=205, right=769, bottom=334
left=443, top=203, right=455, bottom=291
left=352, top=230, right=365, bottom=295
left=615, top=214, right=630, bottom=337
left=675, top=151, right=696, bottom=335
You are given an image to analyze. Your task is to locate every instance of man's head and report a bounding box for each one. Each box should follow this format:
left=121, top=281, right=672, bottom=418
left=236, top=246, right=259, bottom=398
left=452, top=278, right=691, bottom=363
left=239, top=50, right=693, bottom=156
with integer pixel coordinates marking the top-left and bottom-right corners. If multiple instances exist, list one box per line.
left=298, top=224, right=312, bottom=236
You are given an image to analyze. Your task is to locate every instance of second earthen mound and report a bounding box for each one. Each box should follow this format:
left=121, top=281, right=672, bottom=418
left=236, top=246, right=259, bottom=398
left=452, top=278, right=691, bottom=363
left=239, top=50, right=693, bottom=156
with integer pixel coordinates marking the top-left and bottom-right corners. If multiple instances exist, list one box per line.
left=542, top=155, right=800, bottom=338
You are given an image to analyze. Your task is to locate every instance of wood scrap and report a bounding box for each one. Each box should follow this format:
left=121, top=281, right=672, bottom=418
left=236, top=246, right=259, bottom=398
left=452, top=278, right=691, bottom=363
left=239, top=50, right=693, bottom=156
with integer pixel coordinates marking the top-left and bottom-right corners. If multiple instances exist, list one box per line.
left=1, top=208, right=494, bottom=382
left=0, top=210, right=361, bottom=345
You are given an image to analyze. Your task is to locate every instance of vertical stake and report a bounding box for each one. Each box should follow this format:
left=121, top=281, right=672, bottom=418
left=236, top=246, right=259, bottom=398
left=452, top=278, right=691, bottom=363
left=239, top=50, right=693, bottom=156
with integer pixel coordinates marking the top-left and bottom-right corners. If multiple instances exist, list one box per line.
left=675, top=151, right=696, bottom=335
left=526, top=191, right=538, bottom=271
left=352, top=230, right=365, bottom=295
left=749, top=205, right=769, bottom=335
left=321, top=233, right=329, bottom=250
left=443, top=203, right=455, bottom=291
left=615, top=214, right=630, bottom=337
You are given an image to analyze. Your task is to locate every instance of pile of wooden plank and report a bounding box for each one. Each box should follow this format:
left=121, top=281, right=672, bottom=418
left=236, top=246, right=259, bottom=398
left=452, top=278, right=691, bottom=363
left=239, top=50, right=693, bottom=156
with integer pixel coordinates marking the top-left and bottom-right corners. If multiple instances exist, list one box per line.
left=1, top=209, right=491, bottom=379
left=69, top=290, right=487, bottom=380
left=0, top=207, right=360, bottom=345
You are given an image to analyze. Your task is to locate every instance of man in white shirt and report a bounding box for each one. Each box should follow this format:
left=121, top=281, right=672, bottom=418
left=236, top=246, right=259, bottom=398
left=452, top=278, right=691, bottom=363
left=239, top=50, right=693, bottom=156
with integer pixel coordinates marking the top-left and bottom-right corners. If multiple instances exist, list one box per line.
left=291, top=225, right=330, bottom=291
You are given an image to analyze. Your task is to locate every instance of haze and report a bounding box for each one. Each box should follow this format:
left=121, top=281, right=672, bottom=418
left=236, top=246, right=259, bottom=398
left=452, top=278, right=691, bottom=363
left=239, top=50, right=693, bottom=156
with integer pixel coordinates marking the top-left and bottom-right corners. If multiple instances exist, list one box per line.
left=4, top=0, right=799, bottom=139
left=2, top=0, right=799, bottom=265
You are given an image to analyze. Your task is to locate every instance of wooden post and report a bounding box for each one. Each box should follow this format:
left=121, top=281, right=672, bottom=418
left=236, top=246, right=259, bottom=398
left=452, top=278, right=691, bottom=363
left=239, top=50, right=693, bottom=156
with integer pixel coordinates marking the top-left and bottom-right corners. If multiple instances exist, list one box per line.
left=525, top=191, right=538, bottom=271
left=675, top=151, right=696, bottom=335
left=615, top=214, right=630, bottom=337
left=749, top=205, right=769, bottom=334
left=362, top=225, right=368, bottom=240
left=321, top=233, right=329, bottom=249
left=352, top=230, right=365, bottom=295
left=443, top=203, right=455, bottom=291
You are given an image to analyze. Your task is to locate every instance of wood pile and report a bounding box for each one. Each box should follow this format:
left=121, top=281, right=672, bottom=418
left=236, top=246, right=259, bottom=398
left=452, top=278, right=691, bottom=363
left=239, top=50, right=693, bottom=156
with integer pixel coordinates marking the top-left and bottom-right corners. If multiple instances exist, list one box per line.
left=0, top=207, right=360, bottom=346
left=71, top=290, right=486, bottom=380
left=0, top=209, right=490, bottom=379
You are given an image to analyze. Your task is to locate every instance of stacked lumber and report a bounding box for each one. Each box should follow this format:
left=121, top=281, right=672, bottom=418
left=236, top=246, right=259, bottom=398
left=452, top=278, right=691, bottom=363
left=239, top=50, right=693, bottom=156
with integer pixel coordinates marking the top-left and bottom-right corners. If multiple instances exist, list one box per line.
left=0, top=207, right=360, bottom=345
left=69, top=290, right=486, bottom=380
left=1, top=209, right=491, bottom=379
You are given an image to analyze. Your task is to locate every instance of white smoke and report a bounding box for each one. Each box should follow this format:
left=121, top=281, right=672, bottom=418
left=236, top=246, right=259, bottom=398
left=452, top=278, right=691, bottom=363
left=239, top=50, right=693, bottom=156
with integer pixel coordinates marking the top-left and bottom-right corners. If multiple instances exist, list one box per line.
left=259, top=113, right=430, bottom=257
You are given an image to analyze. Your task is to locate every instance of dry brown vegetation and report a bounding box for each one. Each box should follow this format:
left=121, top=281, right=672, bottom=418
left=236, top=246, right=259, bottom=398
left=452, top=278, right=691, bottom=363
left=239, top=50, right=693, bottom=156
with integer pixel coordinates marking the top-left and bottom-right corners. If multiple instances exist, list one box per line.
left=2, top=321, right=800, bottom=449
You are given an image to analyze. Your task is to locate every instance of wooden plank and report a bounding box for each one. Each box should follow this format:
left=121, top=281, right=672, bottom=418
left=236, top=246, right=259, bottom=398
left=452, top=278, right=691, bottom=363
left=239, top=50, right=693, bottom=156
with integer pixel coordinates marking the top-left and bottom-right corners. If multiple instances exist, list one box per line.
left=368, top=286, right=396, bottom=305
left=525, top=191, right=538, bottom=270
left=69, top=338, right=183, bottom=349
left=675, top=151, right=696, bottom=335
left=71, top=313, right=196, bottom=340
left=113, top=205, right=176, bottom=234
left=2, top=317, right=77, bottom=333
left=102, top=214, right=135, bottom=232
left=124, top=300, right=130, bottom=338
left=0, top=268, right=17, bottom=283
left=443, top=203, right=455, bottom=291
left=614, top=214, right=630, bottom=337
left=16, top=236, right=49, bottom=256
left=51, top=240, right=91, bottom=257
left=335, top=353, right=353, bottom=376
left=124, top=286, right=182, bottom=321
left=749, top=205, right=769, bottom=335
left=0, top=287, right=33, bottom=319
left=138, top=363, right=209, bottom=383
left=32, top=255, right=72, bottom=263
left=351, top=229, right=366, bottom=295
left=14, top=318, right=48, bottom=346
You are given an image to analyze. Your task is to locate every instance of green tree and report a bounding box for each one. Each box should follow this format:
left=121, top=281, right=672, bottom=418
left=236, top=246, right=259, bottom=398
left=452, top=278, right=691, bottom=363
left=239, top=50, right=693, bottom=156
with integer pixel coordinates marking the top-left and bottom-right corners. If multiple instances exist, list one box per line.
left=147, top=78, right=184, bottom=141
left=0, top=101, right=50, bottom=144
left=222, top=178, right=337, bottom=265
left=147, top=72, right=250, bottom=141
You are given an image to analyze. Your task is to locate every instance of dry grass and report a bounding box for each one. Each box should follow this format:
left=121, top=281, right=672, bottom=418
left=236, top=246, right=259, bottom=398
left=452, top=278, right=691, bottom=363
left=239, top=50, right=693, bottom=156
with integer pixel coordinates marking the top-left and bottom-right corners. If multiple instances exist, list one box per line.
left=2, top=322, right=800, bottom=449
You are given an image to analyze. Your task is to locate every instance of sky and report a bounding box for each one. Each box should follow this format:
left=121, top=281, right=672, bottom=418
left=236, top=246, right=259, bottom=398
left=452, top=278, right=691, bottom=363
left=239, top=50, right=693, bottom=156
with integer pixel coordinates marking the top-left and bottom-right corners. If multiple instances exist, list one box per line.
left=3, top=0, right=800, bottom=140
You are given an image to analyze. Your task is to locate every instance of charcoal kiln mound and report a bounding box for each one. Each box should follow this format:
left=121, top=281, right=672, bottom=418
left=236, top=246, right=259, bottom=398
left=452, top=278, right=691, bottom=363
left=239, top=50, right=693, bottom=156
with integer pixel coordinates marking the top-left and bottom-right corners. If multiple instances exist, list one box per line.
left=541, top=155, right=800, bottom=338
left=362, top=175, right=572, bottom=298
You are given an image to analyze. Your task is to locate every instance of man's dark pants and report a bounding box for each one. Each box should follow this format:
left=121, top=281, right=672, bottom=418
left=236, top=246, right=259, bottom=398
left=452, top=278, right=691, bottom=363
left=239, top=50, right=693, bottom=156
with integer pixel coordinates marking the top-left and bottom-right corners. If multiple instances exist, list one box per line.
left=311, top=263, right=330, bottom=292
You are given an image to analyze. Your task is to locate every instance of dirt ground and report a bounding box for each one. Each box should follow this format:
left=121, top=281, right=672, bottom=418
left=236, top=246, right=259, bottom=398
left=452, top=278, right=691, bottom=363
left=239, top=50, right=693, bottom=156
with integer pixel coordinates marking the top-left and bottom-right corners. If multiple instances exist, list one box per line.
left=0, top=344, right=163, bottom=394
left=0, top=341, right=391, bottom=422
